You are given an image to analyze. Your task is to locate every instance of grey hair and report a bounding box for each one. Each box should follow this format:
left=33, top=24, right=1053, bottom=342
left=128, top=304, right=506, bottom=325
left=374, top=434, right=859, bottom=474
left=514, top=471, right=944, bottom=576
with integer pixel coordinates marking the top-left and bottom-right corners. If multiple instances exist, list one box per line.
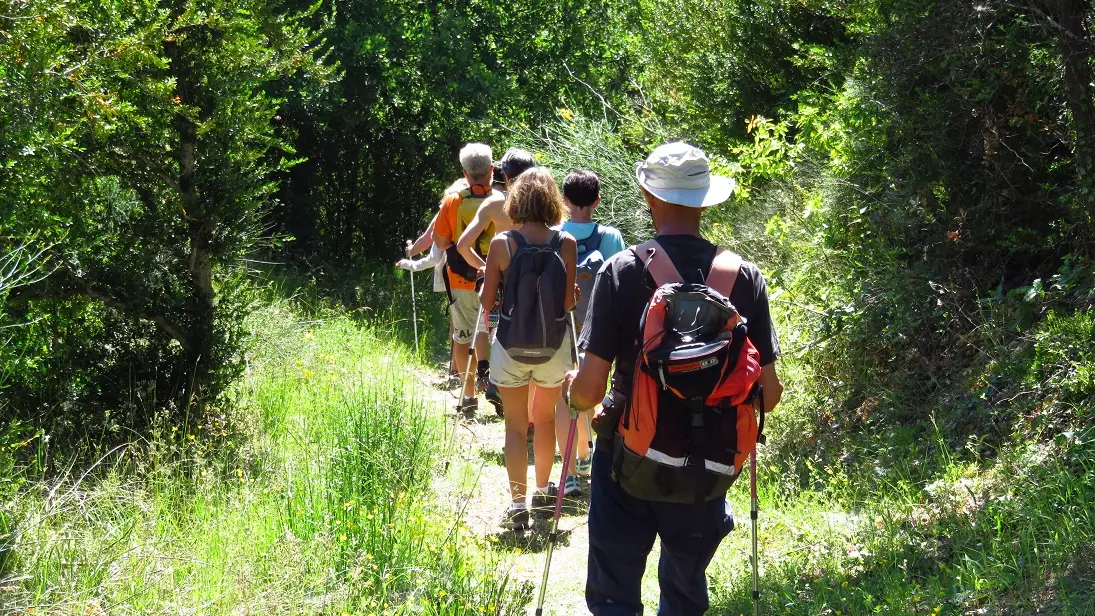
left=459, top=143, right=493, bottom=180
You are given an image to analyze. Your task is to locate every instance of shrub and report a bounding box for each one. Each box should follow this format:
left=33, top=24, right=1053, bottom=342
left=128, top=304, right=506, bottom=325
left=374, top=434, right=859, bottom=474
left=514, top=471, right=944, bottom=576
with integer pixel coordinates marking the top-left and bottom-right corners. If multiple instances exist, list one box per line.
left=511, top=114, right=654, bottom=245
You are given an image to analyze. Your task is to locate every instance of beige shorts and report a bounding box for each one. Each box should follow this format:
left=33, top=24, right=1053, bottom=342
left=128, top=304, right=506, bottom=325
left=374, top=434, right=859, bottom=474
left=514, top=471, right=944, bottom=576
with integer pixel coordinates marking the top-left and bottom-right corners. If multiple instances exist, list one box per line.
left=450, top=289, right=489, bottom=344
left=489, top=330, right=574, bottom=389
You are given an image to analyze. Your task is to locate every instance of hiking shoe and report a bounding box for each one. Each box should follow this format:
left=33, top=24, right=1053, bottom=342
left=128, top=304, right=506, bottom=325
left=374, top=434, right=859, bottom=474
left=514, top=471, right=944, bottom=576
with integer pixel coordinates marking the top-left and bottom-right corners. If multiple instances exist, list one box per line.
left=563, top=475, right=581, bottom=498
left=576, top=456, right=592, bottom=477
left=504, top=506, right=530, bottom=532
left=444, top=373, right=462, bottom=390
left=459, top=396, right=477, bottom=418
left=531, top=484, right=558, bottom=510
left=486, top=383, right=503, bottom=417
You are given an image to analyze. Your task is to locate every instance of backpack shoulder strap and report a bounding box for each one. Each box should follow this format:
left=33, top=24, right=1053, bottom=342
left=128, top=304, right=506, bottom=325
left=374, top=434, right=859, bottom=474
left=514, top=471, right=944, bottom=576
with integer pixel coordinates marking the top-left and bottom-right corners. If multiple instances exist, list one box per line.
left=458, top=187, right=472, bottom=199
left=706, top=248, right=743, bottom=297
left=586, top=224, right=603, bottom=250
left=508, top=230, right=528, bottom=250
left=632, top=239, right=682, bottom=287
left=549, top=230, right=564, bottom=250
left=503, top=232, right=514, bottom=260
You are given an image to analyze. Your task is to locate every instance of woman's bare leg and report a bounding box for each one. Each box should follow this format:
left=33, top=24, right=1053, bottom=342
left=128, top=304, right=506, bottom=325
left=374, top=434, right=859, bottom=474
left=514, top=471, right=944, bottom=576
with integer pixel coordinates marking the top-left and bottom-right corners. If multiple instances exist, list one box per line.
left=532, top=384, right=562, bottom=489
left=499, top=384, right=531, bottom=503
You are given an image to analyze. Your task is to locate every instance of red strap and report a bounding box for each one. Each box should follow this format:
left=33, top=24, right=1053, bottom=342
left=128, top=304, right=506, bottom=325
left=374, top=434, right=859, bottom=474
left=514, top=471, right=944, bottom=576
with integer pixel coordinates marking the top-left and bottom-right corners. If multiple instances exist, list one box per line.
left=706, top=249, right=742, bottom=297
left=632, top=240, right=682, bottom=287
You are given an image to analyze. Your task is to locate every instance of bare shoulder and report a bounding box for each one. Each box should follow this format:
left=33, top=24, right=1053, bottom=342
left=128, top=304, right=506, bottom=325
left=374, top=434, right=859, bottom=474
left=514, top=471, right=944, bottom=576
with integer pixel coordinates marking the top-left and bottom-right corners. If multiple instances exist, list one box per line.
left=483, top=193, right=506, bottom=213
left=485, top=196, right=514, bottom=229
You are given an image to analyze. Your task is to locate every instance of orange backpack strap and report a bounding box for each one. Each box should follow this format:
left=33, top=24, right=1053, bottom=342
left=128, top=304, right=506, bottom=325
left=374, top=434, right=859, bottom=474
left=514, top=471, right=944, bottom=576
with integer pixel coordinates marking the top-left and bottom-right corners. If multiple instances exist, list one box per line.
left=706, top=248, right=743, bottom=297
left=632, top=239, right=683, bottom=287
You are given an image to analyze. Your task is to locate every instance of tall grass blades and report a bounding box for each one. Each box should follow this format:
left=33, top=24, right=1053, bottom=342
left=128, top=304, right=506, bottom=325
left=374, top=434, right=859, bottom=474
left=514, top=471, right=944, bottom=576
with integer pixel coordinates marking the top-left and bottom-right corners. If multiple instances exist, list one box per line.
left=511, top=115, right=654, bottom=245
left=0, top=301, right=525, bottom=615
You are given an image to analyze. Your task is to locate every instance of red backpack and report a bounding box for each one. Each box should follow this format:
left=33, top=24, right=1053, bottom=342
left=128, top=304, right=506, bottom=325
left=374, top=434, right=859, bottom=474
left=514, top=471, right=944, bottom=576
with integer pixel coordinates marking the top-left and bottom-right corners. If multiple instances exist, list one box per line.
left=612, top=239, right=766, bottom=508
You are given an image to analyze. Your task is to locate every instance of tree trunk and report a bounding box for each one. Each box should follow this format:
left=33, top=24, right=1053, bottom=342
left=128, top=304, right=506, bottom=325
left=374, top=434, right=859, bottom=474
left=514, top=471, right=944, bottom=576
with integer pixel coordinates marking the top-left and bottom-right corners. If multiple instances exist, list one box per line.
left=1043, top=0, right=1095, bottom=223
left=166, top=11, right=217, bottom=414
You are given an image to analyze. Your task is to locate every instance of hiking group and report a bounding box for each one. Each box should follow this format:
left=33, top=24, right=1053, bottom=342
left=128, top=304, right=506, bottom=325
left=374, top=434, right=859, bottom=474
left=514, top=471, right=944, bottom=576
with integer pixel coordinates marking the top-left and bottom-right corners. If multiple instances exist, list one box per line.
left=399, top=141, right=784, bottom=615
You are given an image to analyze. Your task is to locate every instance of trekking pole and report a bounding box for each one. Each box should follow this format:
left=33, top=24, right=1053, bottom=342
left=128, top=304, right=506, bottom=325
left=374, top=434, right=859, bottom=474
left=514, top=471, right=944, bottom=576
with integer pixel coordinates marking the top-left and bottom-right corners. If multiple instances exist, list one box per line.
left=751, top=388, right=766, bottom=616
left=406, top=240, right=419, bottom=355
left=568, top=312, right=593, bottom=459
left=750, top=448, right=760, bottom=616
left=535, top=392, right=579, bottom=616
left=444, top=302, right=484, bottom=471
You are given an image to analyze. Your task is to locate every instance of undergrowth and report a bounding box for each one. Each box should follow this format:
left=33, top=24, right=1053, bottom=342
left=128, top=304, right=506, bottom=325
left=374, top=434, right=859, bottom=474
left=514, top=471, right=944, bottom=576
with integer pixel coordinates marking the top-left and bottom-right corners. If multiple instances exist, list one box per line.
left=0, top=297, right=527, bottom=614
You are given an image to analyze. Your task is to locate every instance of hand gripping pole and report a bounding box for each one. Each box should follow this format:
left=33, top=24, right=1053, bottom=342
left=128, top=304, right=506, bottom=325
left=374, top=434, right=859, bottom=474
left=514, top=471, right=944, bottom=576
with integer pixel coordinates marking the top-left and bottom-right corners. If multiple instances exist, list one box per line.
left=568, top=312, right=594, bottom=457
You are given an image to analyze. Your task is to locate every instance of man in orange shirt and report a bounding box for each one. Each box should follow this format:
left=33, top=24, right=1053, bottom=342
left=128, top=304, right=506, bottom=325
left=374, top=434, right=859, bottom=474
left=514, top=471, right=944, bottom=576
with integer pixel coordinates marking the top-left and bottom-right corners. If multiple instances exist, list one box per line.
left=433, top=143, right=504, bottom=414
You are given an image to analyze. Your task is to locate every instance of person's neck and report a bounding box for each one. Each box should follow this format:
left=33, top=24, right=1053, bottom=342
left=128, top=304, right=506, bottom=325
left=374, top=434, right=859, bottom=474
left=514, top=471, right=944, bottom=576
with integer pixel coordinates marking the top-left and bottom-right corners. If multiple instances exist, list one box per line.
left=655, top=221, right=702, bottom=237
left=568, top=207, right=594, bottom=223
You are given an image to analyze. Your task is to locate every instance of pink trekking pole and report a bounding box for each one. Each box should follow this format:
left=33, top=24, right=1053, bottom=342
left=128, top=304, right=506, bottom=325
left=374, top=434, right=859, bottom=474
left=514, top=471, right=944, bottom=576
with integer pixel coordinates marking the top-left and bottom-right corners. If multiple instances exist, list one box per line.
left=535, top=393, right=579, bottom=615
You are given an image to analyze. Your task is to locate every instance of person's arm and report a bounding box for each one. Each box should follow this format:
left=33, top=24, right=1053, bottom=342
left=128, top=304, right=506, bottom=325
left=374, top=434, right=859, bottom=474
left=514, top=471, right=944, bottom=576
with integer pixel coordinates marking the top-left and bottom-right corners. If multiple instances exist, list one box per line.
left=566, top=352, right=611, bottom=411
left=396, top=244, right=442, bottom=272
left=564, top=262, right=620, bottom=411
left=408, top=213, right=438, bottom=257
left=562, top=233, right=577, bottom=312
left=757, top=363, right=783, bottom=413
left=432, top=199, right=454, bottom=250
left=456, top=203, right=494, bottom=270
left=479, top=234, right=507, bottom=311
left=745, top=264, right=783, bottom=413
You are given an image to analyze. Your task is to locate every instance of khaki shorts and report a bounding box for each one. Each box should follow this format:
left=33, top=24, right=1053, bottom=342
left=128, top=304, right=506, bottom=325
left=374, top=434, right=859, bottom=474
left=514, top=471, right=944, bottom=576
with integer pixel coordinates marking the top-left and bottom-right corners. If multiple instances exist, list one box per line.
left=450, top=289, right=489, bottom=344
left=489, top=330, right=575, bottom=389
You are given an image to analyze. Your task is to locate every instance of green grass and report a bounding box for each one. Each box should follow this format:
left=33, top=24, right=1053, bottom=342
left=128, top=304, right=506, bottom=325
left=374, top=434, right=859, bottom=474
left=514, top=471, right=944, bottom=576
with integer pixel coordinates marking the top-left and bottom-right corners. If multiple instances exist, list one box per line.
left=0, top=300, right=527, bottom=615
left=3, top=268, right=1093, bottom=616
left=706, top=347, right=1095, bottom=616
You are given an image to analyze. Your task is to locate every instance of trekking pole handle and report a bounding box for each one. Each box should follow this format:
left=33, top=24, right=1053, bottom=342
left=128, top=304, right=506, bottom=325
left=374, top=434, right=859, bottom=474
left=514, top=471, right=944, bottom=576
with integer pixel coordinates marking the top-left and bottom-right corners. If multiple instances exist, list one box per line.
left=564, top=382, right=578, bottom=417
left=757, top=385, right=767, bottom=446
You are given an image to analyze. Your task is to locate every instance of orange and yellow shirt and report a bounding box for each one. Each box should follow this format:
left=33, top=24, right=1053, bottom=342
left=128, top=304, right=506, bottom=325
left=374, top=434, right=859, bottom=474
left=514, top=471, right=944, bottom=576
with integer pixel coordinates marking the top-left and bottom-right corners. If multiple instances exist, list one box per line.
left=434, top=185, right=498, bottom=290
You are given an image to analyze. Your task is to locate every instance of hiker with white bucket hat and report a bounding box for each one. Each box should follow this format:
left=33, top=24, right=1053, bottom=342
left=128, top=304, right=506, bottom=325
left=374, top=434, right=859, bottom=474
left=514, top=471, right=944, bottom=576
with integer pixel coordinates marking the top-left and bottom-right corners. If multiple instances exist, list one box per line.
left=563, top=141, right=784, bottom=615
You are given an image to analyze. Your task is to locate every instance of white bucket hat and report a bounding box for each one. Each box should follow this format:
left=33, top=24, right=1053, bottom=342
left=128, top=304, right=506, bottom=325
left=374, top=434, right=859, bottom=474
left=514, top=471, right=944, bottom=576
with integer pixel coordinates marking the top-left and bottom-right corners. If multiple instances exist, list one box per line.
left=635, top=141, right=736, bottom=208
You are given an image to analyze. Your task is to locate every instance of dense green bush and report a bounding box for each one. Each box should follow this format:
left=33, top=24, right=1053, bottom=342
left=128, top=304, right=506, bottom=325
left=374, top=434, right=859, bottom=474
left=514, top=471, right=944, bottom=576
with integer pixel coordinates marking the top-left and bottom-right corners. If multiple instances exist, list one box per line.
left=637, top=0, right=852, bottom=152
left=1, top=0, right=331, bottom=442
left=273, top=0, right=643, bottom=267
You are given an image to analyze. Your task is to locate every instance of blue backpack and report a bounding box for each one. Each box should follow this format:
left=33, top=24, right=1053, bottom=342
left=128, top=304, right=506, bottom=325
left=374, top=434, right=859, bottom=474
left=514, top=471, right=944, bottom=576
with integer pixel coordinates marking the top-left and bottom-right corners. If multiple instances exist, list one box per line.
left=573, top=224, right=605, bottom=330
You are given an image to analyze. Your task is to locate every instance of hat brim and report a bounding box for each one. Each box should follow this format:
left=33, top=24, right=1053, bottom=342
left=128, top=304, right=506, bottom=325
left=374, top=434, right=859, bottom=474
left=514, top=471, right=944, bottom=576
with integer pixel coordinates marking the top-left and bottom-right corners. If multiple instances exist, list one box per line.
left=636, top=169, right=736, bottom=208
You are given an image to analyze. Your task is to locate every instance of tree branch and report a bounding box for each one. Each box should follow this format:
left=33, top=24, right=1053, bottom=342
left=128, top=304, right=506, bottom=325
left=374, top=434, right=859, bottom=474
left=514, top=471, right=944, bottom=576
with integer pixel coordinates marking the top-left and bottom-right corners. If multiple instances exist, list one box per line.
left=7, top=271, right=194, bottom=353
left=78, top=284, right=192, bottom=353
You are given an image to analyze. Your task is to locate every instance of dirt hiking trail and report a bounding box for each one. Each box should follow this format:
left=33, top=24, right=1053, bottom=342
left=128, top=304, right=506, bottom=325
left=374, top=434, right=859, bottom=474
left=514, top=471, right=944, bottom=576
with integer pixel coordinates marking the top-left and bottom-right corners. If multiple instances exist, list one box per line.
left=417, top=367, right=670, bottom=615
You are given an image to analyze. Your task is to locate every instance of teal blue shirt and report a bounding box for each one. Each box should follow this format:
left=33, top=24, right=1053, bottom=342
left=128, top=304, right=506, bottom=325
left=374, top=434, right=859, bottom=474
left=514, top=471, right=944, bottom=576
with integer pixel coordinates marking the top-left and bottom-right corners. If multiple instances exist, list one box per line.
left=560, top=221, right=626, bottom=260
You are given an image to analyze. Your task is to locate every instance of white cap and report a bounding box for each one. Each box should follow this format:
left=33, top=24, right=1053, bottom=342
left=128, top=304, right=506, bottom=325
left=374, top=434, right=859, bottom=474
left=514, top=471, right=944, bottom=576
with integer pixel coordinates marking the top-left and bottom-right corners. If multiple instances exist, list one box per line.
left=635, top=142, right=736, bottom=208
